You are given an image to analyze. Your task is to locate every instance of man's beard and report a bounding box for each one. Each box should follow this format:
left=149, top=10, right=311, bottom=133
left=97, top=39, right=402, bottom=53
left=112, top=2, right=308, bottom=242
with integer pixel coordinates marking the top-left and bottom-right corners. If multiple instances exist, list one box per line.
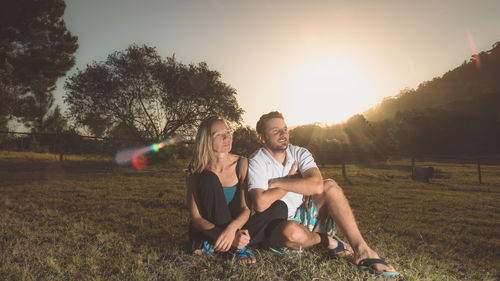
left=266, top=137, right=288, bottom=153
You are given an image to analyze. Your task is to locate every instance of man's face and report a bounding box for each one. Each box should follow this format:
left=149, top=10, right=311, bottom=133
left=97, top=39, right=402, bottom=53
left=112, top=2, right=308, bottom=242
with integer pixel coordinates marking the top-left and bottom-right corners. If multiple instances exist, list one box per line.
left=260, top=117, right=289, bottom=152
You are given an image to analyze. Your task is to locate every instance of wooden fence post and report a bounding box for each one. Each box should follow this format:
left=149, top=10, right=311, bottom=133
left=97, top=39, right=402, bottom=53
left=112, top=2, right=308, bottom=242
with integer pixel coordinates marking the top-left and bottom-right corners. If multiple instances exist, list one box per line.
left=477, top=159, right=482, bottom=184
left=56, top=133, right=63, bottom=161
left=411, top=157, right=415, bottom=178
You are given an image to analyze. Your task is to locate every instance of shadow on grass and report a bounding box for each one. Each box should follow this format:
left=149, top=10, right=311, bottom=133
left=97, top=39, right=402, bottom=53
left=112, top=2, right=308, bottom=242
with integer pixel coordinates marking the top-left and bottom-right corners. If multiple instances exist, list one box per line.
left=0, top=159, right=125, bottom=187
left=1, top=155, right=497, bottom=280
left=355, top=163, right=412, bottom=172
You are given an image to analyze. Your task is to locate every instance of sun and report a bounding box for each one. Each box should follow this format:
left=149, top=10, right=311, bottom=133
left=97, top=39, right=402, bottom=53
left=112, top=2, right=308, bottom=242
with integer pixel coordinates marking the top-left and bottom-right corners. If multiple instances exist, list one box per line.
left=281, top=54, right=378, bottom=126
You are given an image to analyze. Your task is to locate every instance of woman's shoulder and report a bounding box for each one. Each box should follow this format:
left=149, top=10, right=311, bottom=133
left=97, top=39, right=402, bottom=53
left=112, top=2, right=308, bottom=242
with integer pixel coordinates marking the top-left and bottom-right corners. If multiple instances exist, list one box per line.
left=230, top=154, right=248, bottom=165
left=185, top=162, right=195, bottom=175
left=230, top=154, right=248, bottom=180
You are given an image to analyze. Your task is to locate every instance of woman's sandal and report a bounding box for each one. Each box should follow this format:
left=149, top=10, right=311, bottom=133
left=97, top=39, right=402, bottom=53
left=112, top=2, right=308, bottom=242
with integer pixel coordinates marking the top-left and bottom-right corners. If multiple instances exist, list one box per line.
left=234, top=247, right=257, bottom=265
left=193, top=241, right=214, bottom=256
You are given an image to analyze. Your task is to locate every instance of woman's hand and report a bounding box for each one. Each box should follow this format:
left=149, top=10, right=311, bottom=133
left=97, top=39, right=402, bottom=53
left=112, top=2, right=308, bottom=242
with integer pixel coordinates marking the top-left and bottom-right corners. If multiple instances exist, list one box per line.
left=232, top=229, right=250, bottom=249
left=214, top=225, right=237, bottom=252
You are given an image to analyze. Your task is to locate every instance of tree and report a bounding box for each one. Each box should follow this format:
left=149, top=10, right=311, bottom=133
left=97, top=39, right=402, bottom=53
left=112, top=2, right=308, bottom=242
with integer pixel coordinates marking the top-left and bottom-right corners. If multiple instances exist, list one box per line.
left=0, top=62, right=16, bottom=131
left=43, top=105, right=67, bottom=134
left=289, top=124, right=324, bottom=147
left=231, top=126, right=260, bottom=157
left=64, top=44, right=244, bottom=142
left=39, top=105, right=73, bottom=157
left=372, top=120, right=399, bottom=160
left=342, top=114, right=377, bottom=161
left=0, top=0, right=78, bottom=130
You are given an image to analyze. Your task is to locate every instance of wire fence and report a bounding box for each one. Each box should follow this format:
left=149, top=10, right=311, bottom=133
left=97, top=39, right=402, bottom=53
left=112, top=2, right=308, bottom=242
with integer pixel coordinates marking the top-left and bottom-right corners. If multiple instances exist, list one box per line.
left=0, top=131, right=144, bottom=159
left=1, top=131, right=498, bottom=184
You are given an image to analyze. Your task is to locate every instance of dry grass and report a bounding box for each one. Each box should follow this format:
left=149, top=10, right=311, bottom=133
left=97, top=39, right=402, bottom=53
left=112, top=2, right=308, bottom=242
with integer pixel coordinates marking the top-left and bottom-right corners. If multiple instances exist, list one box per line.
left=0, top=151, right=498, bottom=280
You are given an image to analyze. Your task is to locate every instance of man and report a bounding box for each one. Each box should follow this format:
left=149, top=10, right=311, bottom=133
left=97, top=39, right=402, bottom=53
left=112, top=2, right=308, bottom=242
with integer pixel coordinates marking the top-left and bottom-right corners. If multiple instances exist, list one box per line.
left=247, top=111, right=399, bottom=276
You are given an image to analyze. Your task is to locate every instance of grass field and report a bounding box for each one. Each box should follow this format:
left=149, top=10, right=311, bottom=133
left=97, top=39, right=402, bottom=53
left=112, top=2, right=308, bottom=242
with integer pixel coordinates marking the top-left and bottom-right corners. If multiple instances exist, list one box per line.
left=0, top=151, right=498, bottom=280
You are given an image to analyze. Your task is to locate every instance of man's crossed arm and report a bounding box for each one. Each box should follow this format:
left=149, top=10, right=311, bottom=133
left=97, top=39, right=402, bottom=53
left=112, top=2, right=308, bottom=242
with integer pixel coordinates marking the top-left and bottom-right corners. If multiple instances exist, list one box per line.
left=249, top=163, right=323, bottom=212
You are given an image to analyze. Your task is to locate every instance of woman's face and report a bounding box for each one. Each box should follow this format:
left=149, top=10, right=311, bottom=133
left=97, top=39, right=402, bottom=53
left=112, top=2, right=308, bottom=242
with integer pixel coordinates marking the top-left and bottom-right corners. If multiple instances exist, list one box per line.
left=210, top=121, right=232, bottom=153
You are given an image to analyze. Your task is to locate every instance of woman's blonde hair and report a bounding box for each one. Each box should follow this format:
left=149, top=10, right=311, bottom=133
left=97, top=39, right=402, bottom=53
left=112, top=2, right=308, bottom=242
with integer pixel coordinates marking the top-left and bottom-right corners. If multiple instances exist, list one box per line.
left=190, top=116, right=226, bottom=173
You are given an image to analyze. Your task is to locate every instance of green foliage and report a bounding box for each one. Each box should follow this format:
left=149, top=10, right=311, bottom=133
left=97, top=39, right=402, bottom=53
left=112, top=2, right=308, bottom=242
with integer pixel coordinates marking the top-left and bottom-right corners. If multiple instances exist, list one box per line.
left=360, top=42, right=500, bottom=155
left=64, top=44, right=244, bottom=142
left=0, top=0, right=78, bottom=130
left=108, top=121, right=145, bottom=149
left=42, top=105, right=68, bottom=134
left=289, top=123, right=325, bottom=147
left=393, top=93, right=500, bottom=156
left=231, top=126, right=260, bottom=157
left=289, top=116, right=397, bottom=164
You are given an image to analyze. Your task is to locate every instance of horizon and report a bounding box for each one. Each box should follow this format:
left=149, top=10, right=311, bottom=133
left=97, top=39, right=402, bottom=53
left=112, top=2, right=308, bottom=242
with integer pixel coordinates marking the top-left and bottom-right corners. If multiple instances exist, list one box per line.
left=46, top=0, right=500, bottom=128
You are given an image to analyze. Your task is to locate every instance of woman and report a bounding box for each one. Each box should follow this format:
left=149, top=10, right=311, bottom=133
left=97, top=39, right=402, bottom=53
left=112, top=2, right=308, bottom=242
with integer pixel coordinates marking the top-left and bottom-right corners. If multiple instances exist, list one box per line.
left=186, top=116, right=287, bottom=264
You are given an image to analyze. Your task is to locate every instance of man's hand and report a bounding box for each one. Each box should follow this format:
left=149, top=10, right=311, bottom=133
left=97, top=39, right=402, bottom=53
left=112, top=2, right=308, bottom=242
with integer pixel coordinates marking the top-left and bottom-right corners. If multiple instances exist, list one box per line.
left=287, top=162, right=299, bottom=178
left=232, top=229, right=251, bottom=249
left=269, top=162, right=298, bottom=189
left=268, top=165, right=323, bottom=195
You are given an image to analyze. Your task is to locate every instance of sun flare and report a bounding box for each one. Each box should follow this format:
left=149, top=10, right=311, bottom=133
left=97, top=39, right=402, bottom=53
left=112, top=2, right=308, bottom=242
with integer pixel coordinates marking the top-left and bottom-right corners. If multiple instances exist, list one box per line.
left=281, top=54, right=378, bottom=126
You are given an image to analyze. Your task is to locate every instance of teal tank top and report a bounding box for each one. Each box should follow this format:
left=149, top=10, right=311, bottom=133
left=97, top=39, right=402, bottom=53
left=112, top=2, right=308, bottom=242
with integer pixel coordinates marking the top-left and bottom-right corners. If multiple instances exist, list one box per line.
left=223, top=157, right=242, bottom=204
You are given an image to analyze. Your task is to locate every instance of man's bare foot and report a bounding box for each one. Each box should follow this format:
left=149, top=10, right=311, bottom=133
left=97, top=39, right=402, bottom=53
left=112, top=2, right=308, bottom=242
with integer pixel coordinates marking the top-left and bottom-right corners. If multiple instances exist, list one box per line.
left=353, top=247, right=398, bottom=275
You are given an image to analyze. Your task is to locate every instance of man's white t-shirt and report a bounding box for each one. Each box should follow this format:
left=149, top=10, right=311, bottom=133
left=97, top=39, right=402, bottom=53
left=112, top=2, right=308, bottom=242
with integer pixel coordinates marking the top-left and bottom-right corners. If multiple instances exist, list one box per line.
left=248, top=144, right=318, bottom=218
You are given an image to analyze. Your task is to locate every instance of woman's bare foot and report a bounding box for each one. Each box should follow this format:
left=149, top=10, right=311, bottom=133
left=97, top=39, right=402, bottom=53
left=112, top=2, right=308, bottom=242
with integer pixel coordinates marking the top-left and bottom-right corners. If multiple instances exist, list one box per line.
left=235, top=248, right=257, bottom=265
left=193, top=241, right=214, bottom=256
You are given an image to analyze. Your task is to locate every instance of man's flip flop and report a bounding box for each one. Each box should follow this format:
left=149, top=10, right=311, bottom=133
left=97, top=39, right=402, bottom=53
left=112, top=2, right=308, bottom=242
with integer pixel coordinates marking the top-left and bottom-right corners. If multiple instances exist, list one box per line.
left=320, top=234, right=353, bottom=258
left=234, top=248, right=257, bottom=265
left=269, top=247, right=302, bottom=255
left=353, top=258, right=400, bottom=276
left=327, top=235, right=349, bottom=256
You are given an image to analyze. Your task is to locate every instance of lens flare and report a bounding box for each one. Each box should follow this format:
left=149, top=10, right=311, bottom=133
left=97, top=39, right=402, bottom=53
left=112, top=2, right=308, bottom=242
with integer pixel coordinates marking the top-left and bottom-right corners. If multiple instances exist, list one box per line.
left=132, top=153, right=147, bottom=170
left=151, top=143, right=161, bottom=152
left=115, top=135, right=185, bottom=169
left=466, top=31, right=481, bottom=69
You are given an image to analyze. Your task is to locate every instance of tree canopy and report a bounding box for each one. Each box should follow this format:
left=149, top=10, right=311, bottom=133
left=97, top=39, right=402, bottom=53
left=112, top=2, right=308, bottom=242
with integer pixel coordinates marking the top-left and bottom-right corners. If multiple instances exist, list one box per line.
left=64, top=44, right=244, bottom=142
left=231, top=126, right=260, bottom=157
left=0, top=0, right=78, bottom=131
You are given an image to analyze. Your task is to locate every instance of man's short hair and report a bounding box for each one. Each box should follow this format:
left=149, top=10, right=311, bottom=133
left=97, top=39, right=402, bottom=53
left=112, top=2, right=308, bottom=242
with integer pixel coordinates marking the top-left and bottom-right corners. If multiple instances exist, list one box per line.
left=256, top=111, right=284, bottom=135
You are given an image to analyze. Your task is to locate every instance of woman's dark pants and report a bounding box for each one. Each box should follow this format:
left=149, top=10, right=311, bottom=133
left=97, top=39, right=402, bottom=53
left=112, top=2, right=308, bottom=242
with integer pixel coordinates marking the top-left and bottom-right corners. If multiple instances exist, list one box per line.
left=189, top=171, right=288, bottom=248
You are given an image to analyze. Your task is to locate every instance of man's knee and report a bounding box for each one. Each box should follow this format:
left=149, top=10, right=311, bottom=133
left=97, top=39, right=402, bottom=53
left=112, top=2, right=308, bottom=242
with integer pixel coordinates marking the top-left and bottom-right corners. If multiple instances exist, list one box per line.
left=280, top=222, right=308, bottom=244
left=323, top=179, right=343, bottom=195
left=315, top=179, right=343, bottom=205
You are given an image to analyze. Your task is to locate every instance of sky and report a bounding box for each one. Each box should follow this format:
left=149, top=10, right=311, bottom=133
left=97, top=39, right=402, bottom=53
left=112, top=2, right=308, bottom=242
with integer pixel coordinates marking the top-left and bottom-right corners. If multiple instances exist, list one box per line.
left=55, top=0, right=500, bottom=128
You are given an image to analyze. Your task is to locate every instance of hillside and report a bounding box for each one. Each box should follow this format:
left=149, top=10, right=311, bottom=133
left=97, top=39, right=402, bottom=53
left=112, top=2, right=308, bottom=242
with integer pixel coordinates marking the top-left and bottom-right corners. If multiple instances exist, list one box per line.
left=364, top=42, right=500, bottom=122
left=287, top=42, right=500, bottom=158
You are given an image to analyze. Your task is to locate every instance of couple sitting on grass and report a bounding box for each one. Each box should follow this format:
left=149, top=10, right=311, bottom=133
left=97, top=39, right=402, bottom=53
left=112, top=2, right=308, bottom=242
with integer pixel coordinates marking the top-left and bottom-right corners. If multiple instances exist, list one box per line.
left=186, top=111, right=399, bottom=276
